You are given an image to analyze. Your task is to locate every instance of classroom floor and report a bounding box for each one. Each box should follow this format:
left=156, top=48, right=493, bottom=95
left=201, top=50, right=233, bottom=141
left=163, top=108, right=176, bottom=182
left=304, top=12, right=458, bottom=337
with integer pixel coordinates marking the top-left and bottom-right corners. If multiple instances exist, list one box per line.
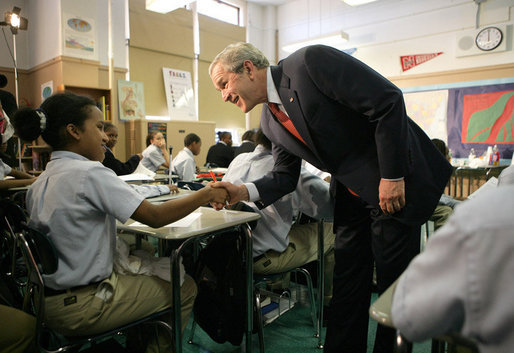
left=181, top=290, right=433, bottom=353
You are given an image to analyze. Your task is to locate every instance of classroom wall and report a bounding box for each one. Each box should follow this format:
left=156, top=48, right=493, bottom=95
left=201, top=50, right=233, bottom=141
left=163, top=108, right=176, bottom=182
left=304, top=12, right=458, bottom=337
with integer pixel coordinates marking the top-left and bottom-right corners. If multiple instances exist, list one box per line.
left=272, top=0, right=514, bottom=82
left=128, top=0, right=246, bottom=130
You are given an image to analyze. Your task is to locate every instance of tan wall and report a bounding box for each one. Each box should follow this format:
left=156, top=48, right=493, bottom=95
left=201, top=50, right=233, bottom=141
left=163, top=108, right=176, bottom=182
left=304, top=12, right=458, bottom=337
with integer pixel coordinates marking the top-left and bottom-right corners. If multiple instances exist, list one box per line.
left=128, top=0, right=246, bottom=131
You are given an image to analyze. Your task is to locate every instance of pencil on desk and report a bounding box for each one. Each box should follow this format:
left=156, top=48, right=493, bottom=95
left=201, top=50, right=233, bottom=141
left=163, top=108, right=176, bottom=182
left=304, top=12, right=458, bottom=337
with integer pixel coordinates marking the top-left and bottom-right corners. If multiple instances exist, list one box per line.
left=209, top=171, right=217, bottom=182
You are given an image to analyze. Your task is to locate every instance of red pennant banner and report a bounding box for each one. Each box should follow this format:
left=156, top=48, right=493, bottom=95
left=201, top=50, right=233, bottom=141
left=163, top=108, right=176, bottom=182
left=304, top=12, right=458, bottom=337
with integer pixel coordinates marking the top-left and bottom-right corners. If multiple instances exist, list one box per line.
left=400, top=52, right=443, bottom=72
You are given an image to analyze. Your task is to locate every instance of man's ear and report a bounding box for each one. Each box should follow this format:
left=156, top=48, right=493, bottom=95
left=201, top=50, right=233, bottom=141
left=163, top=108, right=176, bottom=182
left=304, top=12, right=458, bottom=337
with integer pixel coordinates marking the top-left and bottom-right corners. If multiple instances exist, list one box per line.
left=66, top=123, right=81, bottom=141
left=243, top=60, right=255, bottom=78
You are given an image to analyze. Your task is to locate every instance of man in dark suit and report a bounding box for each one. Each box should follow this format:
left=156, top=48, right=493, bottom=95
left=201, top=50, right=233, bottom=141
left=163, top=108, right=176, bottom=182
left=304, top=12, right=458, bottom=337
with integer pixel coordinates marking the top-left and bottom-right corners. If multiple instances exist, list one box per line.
left=234, top=130, right=256, bottom=157
left=209, top=42, right=452, bottom=353
left=205, top=131, right=234, bottom=167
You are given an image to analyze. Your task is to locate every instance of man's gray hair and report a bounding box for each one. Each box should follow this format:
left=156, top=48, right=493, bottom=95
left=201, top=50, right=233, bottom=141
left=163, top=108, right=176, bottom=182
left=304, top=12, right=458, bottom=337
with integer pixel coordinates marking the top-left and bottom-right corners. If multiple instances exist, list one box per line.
left=209, top=42, right=270, bottom=75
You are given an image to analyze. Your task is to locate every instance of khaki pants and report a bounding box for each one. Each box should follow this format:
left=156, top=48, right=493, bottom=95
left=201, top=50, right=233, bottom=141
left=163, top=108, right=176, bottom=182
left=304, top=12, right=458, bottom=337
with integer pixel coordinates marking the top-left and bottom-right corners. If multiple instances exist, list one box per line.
left=429, top=204, right=453, bottom=230
left=0, top=304, right=36, bottom=353
left=44, top=271, right=196, bottom=352
left=253, top=222, right=335, bottom=305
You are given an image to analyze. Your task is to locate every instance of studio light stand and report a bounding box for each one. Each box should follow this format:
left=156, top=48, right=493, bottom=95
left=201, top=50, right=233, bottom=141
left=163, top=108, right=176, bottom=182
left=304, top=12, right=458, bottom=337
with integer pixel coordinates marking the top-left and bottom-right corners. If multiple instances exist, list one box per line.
left=1, top=6, right=28, bottom=170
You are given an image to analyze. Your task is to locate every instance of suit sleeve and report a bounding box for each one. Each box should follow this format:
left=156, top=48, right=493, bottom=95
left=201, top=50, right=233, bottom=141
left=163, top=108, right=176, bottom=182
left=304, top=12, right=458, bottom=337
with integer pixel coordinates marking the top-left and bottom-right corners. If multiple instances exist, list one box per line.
left=253, top=142, right=301, bottom=208
left=304, top=45, right=409, bottom=179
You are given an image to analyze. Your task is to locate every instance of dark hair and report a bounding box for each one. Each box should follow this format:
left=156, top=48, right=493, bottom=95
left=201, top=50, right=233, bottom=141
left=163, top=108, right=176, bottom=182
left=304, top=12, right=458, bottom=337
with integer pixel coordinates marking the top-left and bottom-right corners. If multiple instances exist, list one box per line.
left=255, top=129, right=271, bottom=150
left=241, top=130, right=256, bottom=142
left=146, top=132, right=158, bottom=146
left=12, top=92, right=96, bottom=149
left=103, top=121, right=116, bottom=132
left=218, top=131, right=231, bottom=140
left=184, top=133, right=201, bottom=146
left=431, top=138, right=449, bottom=159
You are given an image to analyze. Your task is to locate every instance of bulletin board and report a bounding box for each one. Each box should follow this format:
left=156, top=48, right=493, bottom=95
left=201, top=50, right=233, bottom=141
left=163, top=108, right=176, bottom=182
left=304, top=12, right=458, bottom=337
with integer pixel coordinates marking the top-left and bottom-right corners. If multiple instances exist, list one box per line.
left=447, top=82, right=514, bottom=158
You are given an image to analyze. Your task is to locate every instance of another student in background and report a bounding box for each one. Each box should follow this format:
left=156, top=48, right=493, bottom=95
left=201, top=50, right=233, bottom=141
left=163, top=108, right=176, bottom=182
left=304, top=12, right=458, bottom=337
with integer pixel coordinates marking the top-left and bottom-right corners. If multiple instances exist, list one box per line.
left=172, top=133, right=201, bottom=181
left=205, top=131, right=234, bottom=167
left=234, top=129, right=256, bottom=157
left=141, top=131, right=170, bottom=172
left=101, top=122, right=141, bottom=175
left=12, top=93, right=228, bottom=352
left=0, top=119, right=36, bottom=190
left=223, top=129, right=335, bottom=306
left=430, top=138, right=460, bottom=230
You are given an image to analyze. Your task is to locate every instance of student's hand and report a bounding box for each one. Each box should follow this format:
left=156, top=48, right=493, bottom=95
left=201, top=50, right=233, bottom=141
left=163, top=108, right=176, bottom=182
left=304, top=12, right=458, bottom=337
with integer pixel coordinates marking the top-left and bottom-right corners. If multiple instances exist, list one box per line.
left=379, top=178, right=405, bottom=215
left=167, top=185, right=179, bottom=194
left=202, top=184, right=229, bottom=209
left=210, top=182, right=248, bottom=210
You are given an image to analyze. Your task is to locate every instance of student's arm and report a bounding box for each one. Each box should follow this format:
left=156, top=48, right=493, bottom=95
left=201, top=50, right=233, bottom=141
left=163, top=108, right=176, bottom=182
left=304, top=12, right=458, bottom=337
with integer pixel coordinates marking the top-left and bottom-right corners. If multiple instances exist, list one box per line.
left=0, top=177, right=36, bottom=190
left=9, top=169, right=34, bottom=179
left=159, top=145, right=170, bottom=168
left=131, top=183, right=228, bottom=228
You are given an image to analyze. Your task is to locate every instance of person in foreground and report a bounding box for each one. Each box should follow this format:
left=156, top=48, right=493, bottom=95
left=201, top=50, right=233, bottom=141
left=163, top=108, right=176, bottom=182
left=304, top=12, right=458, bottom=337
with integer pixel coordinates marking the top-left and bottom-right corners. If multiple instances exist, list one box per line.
left=101, top=121, right=141, bottom=175
left=12, top=92, right=228, bottom=352
left=392, top=182, right=514, bottom=353
left=209, top=42, right=452, bottom=353
left=223, top=129, right=335, bottom=305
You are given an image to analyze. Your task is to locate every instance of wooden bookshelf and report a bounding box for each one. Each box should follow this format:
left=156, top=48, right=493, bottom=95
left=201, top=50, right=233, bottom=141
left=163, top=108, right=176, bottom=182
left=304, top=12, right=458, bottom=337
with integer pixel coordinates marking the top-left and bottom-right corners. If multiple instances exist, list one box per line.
left=59, top=85, right=112, bottom=121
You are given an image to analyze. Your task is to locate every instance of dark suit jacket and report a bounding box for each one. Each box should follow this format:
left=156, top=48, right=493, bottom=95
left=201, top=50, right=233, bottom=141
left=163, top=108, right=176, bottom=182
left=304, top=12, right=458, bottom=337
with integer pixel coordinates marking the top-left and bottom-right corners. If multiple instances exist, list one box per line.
left=206, top=142, right=234, bottom=168
left=102, top=148, right=140, bottom=176
left=234, top=141, right=256, bottom=157
left=254, top=45, right=452, bottom=225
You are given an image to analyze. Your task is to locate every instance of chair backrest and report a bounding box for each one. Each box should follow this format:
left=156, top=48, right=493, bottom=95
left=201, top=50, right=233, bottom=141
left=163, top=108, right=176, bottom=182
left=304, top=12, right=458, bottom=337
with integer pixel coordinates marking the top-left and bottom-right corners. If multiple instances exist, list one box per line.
left=17, top=225, right=59, bottom=346
left=0, top=198, right=29, bottom=306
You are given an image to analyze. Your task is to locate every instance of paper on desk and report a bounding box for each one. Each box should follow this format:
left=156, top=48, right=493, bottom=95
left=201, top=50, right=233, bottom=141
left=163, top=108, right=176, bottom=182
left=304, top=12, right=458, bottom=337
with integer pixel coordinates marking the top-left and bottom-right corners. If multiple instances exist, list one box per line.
left=129, top=212, right=202, bottom=228
left=119, top=163, right=156, bottom=181
left=467, top=177, right=498, bottom=199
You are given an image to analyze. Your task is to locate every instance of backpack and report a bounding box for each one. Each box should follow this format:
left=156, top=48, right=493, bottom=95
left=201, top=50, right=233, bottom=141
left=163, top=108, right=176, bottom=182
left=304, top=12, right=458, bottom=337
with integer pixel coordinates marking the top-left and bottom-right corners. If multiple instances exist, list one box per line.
left=193, top=230, right=247, bottom=346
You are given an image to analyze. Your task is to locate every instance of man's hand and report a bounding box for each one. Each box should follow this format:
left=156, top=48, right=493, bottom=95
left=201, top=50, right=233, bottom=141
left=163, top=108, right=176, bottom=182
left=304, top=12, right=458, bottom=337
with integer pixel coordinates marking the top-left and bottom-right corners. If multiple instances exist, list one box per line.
left=378, top=178, right=405, bottom=215
left=210, top=181, right=249, bottom=210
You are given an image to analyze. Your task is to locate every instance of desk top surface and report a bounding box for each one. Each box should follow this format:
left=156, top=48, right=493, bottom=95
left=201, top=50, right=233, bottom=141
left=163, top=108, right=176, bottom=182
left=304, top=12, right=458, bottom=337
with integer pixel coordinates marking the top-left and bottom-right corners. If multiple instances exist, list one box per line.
left=118, top=206, right=260, bottom=240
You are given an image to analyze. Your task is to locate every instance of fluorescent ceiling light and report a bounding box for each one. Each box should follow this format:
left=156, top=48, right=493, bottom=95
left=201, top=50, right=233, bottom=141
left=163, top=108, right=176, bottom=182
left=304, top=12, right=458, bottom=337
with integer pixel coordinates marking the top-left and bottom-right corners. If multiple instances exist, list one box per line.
left=282, top=31, right=349, bottom=53
left=145, top=0, right=194, bottom=14
left=342, top=0, right=378, bottom=6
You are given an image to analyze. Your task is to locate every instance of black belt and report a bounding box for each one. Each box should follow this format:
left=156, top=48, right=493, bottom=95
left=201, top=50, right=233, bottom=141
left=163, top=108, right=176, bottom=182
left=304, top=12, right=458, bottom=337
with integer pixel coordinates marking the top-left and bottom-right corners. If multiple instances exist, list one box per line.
left=44, top=282, right=100, bottom=297
left=254, top=253, right=266, bottom=262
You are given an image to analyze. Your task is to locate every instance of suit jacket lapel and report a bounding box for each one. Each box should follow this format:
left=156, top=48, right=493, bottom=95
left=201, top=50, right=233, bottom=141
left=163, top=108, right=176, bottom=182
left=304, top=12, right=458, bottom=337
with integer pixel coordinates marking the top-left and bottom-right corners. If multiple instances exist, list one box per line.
left=269, top=65, right=325, bottom=168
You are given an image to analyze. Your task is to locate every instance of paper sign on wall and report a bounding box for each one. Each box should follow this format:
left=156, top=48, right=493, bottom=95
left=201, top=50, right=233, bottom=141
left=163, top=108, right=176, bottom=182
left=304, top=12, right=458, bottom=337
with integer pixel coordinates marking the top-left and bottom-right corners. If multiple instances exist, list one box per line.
left=162, top=68, right=196, bottom=121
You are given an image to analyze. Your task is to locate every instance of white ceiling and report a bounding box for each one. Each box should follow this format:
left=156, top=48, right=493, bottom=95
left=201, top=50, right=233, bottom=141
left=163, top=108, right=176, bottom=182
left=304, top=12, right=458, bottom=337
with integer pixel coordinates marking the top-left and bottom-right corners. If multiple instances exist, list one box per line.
left=247, top=0, right=293, bottom=6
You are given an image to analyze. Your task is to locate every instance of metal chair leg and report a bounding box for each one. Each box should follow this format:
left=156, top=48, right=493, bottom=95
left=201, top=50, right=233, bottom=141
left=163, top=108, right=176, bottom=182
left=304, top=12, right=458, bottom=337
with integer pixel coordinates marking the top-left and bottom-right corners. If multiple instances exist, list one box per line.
left=187, top=320, right=196, bottom=344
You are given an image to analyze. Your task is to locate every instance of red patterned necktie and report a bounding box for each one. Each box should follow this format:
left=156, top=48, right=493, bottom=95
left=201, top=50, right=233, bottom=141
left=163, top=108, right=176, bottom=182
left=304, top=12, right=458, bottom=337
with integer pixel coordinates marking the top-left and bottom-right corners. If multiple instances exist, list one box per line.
left=267, top=102, right=306, bottom=145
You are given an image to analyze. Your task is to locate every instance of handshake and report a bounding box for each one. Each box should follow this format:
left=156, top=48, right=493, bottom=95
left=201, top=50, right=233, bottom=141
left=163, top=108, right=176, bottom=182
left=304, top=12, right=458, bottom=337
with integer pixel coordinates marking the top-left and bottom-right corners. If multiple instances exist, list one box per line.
left=206, top=181, right=249, bottom=211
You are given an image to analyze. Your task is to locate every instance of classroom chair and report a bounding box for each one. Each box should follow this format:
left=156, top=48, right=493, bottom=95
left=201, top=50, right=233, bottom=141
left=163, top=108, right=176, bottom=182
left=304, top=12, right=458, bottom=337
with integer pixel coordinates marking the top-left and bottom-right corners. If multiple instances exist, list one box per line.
left=16, top=223, right=176, bottom=352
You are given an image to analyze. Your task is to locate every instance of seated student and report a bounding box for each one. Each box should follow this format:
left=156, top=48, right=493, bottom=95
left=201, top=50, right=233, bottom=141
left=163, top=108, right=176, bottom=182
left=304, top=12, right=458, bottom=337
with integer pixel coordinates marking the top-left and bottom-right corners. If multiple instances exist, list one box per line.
left=430, top=138, right=460, bottom=230
left=222, top=129, right=335, bottom=306
left=12, top=93, right=228, bottom=352
left=234, top=130, right=256, bottom=157
left=391, top=182, right=514, bottom=353
left=205, top=131, right=234, bottom=167
left=0, top=117, right=36, bottom=190
left=101, top=121, right=141, bottom=175
left=172, top=133, right=201, bottom=181
left=141, top=131, right=170, bottom=172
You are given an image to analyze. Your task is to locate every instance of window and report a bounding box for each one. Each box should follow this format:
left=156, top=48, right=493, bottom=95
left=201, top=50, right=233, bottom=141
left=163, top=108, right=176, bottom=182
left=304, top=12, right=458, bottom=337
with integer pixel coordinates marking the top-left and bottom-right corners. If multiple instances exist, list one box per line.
left=196, top=0, right=240, bottom=26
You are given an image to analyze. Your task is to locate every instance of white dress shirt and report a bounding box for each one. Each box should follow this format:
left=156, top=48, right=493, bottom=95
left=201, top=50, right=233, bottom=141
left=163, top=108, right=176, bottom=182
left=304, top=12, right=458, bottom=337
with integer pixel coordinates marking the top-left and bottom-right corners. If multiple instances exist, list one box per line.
left=141, top=144, right=165, bottom=172
left=172, top=147, right=196, bottom=181
left=392, top=184, right=514, bottom=353
left=223, top=144, right=333, bottom=257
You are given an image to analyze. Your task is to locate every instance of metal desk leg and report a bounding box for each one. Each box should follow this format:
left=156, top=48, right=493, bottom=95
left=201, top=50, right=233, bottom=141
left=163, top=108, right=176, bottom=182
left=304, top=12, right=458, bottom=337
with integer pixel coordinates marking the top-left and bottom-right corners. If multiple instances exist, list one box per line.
left=243, top=223, right=254, bottom=353
left=172, top=247, right=183, bottom=353
left=317, top=220, right=324, bottom=349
